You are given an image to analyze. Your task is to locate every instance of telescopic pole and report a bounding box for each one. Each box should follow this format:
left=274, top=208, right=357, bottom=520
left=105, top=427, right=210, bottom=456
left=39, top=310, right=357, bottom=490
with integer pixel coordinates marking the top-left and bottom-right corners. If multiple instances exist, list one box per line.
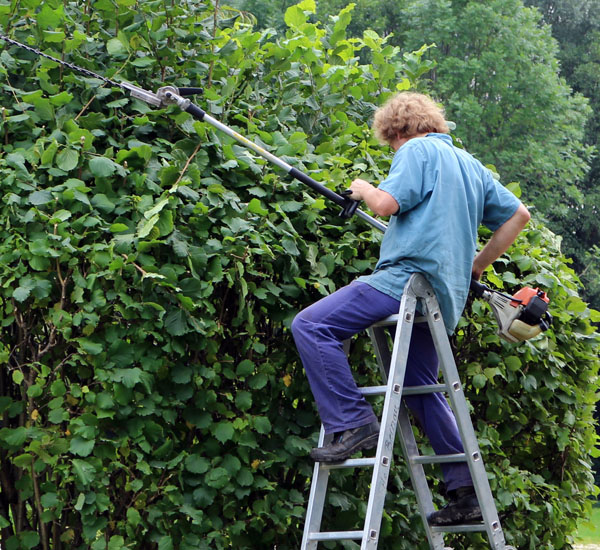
left=157, top=87, right=388, bottom=233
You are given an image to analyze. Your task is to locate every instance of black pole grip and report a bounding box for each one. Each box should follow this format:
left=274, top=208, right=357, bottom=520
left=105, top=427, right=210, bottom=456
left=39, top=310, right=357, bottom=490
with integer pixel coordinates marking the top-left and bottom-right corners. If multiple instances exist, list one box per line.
left=288, top=168, right=359, bottom=220
left=178, top=87, right=204, bottom=96
left=185, top=103, right=206, bottom=121
left=470, top=279, right=489, bottom=297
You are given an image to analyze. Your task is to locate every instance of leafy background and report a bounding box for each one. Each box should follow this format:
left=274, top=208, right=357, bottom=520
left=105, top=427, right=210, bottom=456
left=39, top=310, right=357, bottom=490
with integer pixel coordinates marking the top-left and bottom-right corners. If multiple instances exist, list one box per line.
left=0, top=1, right=598, bottom=549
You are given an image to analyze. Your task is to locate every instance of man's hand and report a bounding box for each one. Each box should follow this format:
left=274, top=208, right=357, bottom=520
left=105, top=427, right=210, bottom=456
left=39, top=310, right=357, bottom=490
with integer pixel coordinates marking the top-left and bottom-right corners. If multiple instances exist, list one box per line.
left=472, top=203, right=531, bottom=279
left=347, top=178, right=399, bottom=217
left=347, top=178, right=373, bottom=201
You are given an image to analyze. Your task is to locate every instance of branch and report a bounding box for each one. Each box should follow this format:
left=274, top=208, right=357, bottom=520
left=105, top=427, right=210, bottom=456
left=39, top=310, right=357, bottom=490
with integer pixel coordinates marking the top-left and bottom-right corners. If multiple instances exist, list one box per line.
left=207, top=0, right=220, bottom=88
left=0, top=450, right=16, bottom=541
left=122, top=254, right=148, bottom=277
left=36, top=328, right=56, bottom=360
left=173, top=142, right=203, bottom=188
left=31, top=459, right=49, bottom=550
left=75, top=95, right=97, bottom=121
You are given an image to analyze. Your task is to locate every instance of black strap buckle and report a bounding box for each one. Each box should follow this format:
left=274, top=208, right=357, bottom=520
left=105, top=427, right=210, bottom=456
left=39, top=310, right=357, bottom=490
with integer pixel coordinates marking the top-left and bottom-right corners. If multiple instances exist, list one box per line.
left=339, top=190, right=359, bottom=218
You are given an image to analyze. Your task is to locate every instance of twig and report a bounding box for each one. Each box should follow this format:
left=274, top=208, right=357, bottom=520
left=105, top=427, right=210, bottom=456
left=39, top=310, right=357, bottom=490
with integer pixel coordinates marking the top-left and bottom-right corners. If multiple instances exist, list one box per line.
left=50, top=353, right=74, bottom=379
left=75, top=95, right=96, bottom=121
left=37, top=328, right=56, bottom=359
left=74, top=53, right=131, bottom=120
left=4, top=75, right=22, bottom=108
left=207, top=0, right=220, bottom=88
left=173, top=142, right=203, bottom=187
left=38, top=262, right=71, bottom=358
left=122, top=254, right=148, bottom=277
left=31, top=459, right=49, bottom=550
left=2, top=107, right=7, bottom=146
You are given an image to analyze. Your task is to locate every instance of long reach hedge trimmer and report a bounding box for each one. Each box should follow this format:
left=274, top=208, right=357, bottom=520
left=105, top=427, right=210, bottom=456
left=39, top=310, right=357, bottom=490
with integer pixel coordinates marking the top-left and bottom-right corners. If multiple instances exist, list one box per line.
left=0, top=34, right=551, bottom=341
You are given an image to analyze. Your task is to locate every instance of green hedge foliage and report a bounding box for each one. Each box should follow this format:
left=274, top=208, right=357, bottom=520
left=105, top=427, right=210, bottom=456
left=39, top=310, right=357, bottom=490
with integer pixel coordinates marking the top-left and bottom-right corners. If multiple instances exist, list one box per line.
left=0, top=1, right=598, bottom=549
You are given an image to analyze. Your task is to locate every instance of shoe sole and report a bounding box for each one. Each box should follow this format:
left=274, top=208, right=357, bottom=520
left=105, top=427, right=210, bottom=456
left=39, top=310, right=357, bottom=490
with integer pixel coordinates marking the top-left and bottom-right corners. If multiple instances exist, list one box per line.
left=312, top=432, right=380, bottom=463
left=428, top=508, right=482, bottom=526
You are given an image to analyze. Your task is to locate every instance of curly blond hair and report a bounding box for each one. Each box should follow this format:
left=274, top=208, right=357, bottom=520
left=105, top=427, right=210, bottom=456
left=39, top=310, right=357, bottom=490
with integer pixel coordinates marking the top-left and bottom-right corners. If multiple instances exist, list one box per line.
left=372, top=92, right=449, bottom=144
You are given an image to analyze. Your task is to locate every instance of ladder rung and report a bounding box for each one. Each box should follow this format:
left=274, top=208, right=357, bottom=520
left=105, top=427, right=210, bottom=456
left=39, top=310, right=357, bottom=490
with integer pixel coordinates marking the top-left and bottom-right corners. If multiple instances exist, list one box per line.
left=403, top=384, right=447, bottom=395
left=371, top=314, right=399, bottom=326
left=430, top=523, right=486, bottom=534
left=370, top=314, right=427, bottom=326
left=359, top=385, right=387, bottom=396
left=321, top=457, right=377, bottom=470
left=411, top=453, right=467, bottom=464
left=359, top=384, right=447, bottom=397
left=308, top=530, right=364, bottom=541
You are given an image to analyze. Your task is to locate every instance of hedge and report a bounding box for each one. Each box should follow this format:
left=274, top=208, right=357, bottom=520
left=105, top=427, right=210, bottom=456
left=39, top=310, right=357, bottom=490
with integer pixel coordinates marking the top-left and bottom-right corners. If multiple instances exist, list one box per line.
left=0, top=1, right=598, bottom=549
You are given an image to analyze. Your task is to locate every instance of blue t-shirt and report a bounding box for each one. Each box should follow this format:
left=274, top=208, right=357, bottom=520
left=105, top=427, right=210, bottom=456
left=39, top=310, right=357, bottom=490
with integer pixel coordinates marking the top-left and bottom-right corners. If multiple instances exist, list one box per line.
left=358, top=133, right=521, bottom=333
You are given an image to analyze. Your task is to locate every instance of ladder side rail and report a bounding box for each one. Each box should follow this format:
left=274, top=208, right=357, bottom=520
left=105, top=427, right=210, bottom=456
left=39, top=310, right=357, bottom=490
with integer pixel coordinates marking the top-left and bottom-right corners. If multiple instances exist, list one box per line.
left=422, top=291, right=507, bottom=549
left=301, top=427, right=333, bottom=550
left=396, top=402, right=447, bottom=550
left=369, top=323, right=445, bottom=550
left=361, top=291, right=417, bottom=549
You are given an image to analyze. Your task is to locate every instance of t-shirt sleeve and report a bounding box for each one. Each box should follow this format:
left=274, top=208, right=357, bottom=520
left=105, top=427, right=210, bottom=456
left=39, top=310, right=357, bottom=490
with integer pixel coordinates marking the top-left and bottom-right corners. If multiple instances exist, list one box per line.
left=377, top=143, right=427, bottom=214
left=481, top=172, right=522, bottom=231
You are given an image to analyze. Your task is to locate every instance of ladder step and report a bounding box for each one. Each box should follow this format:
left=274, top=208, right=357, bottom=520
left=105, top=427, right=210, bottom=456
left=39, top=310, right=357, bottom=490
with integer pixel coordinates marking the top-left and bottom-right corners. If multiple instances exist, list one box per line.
left=370, top=314, right=427, bottom=326
left=371, top=314, right=399, bottom=326
left=359, top=384, right=448, bottom=397
left=403, top=384, right=447, bottom=395
left=308, top=530, right=364, bottom=541
left=411, top=453, right=467, bottom=464
left=321, top=457, right=377, bottom=470
left=430, top=523, right=486, bottom=534
left=360, top=385, right=387, bottom=396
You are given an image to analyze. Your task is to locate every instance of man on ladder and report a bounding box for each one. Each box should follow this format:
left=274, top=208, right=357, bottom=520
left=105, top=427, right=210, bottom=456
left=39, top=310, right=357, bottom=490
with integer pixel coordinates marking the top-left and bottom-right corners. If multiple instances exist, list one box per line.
left=291, top=92, right=530, bottom=526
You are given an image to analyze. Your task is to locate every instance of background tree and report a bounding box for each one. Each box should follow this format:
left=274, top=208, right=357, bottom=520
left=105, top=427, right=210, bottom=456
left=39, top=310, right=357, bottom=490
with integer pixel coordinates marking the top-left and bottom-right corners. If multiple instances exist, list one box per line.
left=523, top=0, right=600, bottom=497
left=522, top=0, right=600, bottom=342
left=399, top=0, right=591, bottom=194
left=0, top=1, right=598, bottom=550
left=227, top=0, right=297, bottom=31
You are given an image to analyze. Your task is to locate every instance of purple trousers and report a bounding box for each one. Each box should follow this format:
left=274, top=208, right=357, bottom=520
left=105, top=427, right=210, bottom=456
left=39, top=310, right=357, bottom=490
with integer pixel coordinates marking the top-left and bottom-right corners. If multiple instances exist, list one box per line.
left=291, top=281, right=472, bottom=491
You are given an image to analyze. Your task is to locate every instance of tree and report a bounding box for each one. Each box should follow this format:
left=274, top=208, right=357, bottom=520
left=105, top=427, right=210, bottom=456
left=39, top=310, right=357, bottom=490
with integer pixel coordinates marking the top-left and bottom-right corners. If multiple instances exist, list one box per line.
left=0, top=1, right=598, bottom=549
left=395, top=0, right=591, bottom=231
left=227, top=0, right=297, bottom=31
left=523, top=0, right=600, bottom=317
left=524, top=0, right=600, bottom=499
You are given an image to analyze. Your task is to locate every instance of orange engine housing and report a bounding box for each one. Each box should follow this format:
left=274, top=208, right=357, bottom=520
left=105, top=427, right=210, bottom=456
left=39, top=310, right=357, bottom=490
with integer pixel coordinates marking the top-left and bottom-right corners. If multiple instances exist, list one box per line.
left=510, top=287, right=549, bottom=308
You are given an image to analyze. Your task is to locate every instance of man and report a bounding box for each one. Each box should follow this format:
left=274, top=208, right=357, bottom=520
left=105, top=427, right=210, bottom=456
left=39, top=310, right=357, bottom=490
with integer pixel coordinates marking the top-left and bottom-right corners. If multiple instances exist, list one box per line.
left=291, top=92, right=530, bottom=525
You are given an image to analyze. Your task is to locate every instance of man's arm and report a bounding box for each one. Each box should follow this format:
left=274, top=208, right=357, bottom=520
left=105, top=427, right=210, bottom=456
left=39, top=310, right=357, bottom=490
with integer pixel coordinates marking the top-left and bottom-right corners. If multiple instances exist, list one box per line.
left=472, top=203, right=531, bottom=280
left=348, top=178, right=399, bottom=217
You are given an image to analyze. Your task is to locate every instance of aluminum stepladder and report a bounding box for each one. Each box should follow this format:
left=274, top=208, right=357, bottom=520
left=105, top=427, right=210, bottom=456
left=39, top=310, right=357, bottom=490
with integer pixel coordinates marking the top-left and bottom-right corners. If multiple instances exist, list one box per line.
left=301, top=273, right=513, bottom=550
